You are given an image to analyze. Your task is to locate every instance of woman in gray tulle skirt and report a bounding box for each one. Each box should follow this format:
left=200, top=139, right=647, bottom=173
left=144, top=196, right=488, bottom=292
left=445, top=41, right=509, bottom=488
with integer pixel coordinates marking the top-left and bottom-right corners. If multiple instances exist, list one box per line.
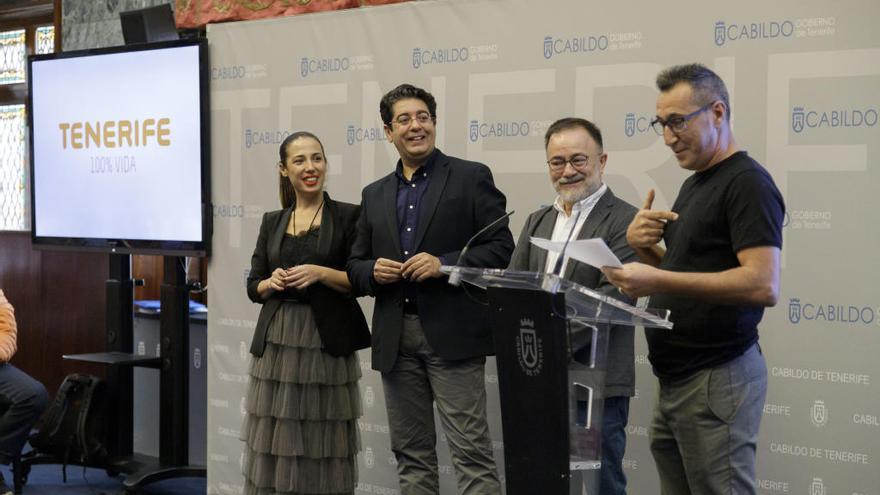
left=243, top=132, right=371, bottom=495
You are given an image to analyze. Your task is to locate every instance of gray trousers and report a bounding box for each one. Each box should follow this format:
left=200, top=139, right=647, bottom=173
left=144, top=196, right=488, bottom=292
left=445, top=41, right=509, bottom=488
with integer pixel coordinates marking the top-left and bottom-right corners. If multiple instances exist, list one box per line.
left=650, top=343, right=767, bottom=495
left=382, top=315, right=500, bottom=495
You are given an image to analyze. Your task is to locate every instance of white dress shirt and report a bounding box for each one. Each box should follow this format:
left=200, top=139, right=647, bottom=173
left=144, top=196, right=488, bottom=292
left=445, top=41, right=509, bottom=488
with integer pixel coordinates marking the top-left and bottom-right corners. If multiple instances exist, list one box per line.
left=544, top=183, right=607, bottom=274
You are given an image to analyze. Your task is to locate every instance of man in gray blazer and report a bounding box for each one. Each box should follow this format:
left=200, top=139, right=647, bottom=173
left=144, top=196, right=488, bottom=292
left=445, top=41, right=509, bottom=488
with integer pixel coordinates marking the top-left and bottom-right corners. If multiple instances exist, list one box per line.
left=508, top=117, right=637, bottom=495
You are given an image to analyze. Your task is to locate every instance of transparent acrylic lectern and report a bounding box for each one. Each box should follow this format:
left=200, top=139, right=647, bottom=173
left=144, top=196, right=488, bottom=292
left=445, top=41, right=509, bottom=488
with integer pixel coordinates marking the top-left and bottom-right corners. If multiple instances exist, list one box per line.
left=442, top=266, right=672, bottom=495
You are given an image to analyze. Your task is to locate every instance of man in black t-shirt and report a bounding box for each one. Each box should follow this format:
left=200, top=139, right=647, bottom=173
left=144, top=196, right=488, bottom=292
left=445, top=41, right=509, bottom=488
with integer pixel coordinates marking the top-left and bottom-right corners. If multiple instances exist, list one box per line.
left=603, top=64, right=784, bottom=495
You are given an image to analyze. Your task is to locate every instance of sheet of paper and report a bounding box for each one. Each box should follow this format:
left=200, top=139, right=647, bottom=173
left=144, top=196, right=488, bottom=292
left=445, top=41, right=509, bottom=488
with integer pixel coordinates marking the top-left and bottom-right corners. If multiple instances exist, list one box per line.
left=529, top=237, right=623, bottom=269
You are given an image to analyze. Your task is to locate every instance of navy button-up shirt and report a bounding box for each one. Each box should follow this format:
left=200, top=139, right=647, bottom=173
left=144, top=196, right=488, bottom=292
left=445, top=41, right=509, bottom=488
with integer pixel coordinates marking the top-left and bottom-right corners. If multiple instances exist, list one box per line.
left=395, top=149, right=438, bottom=307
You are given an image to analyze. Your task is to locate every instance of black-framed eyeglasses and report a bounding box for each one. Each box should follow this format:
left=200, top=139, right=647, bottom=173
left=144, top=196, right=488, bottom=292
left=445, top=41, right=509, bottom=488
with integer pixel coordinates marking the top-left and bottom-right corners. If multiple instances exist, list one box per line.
left=547, top=154, right=592, bottom=171
left=650, top=102, right=715, bottom=135
left=390, top=111, right=433, bottom=128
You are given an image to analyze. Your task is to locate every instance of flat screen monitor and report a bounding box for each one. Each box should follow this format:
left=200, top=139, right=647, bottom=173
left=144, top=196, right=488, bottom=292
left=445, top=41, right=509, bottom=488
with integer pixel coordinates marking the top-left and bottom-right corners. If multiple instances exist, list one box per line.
left=27, top=38, right=211, bottom=256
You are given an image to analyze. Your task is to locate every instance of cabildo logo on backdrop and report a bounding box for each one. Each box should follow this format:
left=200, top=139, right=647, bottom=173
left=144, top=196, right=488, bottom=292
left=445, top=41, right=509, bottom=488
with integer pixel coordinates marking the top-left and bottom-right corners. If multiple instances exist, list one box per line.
left=811, top=399, right=828, bottom=428
left=624, top=112, right=655, bottom=137
left=714, top=16, right=836, bottom=46
left=212, top=65, right=246, bottom=80
left=299, top=54, right=373, bottom=78
left=542, top=31, right=643, bottom=59
left=346, top=124, right=386, bottom=145
left=791, top=106, right=878, bottom=133
left=213, top=204, right=244, bottom=218
left=412, top=46, right=467, bottom=68
left=543, top=34, right=606, bottom=58
left=468, top=119, right=551, bottom=142
left=411, top=44, right=498, bottom=69
left=245, top=128, right=290, bottom=148
left=714, top=20, right=794, bottom=46
left=787, top=298, right=878, bottom=325
left=211, top=64, right=268, bottom=80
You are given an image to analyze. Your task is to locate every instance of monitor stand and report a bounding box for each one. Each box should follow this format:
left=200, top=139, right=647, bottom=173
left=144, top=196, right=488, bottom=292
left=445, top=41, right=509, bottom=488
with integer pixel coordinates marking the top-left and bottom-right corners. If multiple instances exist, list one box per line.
left=33, top=254, right=207, bottom=492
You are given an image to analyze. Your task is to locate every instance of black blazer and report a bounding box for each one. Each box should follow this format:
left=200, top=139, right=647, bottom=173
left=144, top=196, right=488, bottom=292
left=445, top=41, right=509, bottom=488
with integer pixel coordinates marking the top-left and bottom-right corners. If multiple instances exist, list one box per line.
left=247, top=192, right=370, bottom=358
left=347, top=149, right=514, bottom=373
left=508, top=188, right=639, bottom=397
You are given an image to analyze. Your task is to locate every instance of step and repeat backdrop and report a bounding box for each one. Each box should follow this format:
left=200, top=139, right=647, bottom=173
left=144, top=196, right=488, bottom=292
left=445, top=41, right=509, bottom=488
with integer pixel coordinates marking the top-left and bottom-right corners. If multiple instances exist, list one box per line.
left=205, top=0, right=880, bottom=493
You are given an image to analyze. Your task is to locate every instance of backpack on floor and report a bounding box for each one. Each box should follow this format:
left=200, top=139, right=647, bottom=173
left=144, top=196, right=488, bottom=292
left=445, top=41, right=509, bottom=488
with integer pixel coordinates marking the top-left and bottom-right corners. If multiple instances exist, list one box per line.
left=29, top=373, right=109, bottom=480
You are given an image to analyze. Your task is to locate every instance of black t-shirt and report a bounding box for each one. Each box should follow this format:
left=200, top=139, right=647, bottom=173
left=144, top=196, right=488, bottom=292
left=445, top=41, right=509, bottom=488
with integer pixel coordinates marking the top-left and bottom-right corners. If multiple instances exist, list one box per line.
left=646, top=151, right=784, bottom=380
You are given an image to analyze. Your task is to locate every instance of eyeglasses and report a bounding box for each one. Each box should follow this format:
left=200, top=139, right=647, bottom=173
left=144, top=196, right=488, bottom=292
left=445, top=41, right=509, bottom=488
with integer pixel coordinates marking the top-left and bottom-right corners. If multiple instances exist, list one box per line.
left=650, top=102, right=714, bottom=135
left=390, top=111, right=433, bottom=127
left=547, top=154, right=592, bottom=171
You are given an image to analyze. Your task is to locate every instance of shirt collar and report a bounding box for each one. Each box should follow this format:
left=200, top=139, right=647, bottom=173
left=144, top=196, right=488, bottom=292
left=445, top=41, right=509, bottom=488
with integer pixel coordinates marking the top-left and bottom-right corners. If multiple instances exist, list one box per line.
left=552, top=183, right=607, bottom=218
left=395, top=149, right=439, bottom=182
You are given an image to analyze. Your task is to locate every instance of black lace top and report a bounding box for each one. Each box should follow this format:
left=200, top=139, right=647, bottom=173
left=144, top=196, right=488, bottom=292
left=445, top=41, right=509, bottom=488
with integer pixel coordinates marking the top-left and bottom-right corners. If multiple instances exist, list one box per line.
left=279, top=227, right=320, bottom=299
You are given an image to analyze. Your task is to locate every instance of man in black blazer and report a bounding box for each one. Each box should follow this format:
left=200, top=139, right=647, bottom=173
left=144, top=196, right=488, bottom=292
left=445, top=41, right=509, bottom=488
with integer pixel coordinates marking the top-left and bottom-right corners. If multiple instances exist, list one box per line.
left=348, top=84, right=513, bottom=494
left=508, top=118, right=638, bottom=495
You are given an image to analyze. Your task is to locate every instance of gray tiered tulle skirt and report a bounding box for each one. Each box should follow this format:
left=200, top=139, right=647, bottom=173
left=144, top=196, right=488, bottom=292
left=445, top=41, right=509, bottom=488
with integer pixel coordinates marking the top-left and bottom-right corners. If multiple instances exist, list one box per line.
left=241, top=302, right=362, bottom=495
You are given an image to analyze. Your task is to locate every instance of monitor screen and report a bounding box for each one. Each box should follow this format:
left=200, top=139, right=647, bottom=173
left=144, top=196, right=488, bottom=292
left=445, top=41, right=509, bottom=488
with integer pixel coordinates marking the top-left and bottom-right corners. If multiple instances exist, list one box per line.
left=28, top=39, right=211, bottom=256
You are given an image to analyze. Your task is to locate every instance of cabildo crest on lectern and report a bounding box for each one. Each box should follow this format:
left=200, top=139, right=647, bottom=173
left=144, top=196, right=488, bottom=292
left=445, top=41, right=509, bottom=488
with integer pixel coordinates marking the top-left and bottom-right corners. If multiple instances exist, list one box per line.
left=516, top=318, right=543, bottom=376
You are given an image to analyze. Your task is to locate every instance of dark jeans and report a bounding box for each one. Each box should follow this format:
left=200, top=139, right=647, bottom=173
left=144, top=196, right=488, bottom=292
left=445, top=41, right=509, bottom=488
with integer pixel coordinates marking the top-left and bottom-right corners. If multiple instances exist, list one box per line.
left=600, top=396, right=630, bottom=495
left=0, top=364, right=48, bottom=464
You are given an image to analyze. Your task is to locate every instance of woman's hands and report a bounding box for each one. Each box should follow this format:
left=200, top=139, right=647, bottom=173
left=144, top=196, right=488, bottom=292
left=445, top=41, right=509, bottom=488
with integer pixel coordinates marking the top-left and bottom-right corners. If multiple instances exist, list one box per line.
left=264, top=265, right=326, bottom=292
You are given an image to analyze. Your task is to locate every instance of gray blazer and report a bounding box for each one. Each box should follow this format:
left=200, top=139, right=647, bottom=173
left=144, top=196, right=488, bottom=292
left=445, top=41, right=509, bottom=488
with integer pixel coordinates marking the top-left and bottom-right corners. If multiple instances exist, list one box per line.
left=508, top=188, right=638, bottom=397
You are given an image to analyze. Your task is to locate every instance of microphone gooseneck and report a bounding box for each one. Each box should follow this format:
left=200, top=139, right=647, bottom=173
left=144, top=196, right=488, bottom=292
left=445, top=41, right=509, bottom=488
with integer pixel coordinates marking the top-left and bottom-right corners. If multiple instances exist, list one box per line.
left=448, top=210, right=514, bottom=286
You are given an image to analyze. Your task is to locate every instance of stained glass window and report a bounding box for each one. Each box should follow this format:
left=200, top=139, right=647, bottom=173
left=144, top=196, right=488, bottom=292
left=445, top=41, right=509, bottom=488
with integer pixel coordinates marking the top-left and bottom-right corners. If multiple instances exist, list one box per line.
left=0, top=29, right=25, bottom=85
left=36, top=25, right=55, bottom=55
left=0, top=105, right=26, bottom=230
left=0, top=25, right=53, bottom=231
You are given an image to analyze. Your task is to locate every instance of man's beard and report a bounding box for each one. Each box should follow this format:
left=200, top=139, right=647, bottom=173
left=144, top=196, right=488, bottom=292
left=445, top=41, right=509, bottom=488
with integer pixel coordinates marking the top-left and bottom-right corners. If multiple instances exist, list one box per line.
left=554, top=174, right=590, bottom=205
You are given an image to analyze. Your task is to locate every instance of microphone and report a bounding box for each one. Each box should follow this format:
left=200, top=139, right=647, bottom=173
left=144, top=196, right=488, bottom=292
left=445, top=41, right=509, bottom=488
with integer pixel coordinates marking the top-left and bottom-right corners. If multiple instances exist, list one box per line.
left=448, top=210, right=514, bottom=286
left=551, top=207, right=584, bottom=276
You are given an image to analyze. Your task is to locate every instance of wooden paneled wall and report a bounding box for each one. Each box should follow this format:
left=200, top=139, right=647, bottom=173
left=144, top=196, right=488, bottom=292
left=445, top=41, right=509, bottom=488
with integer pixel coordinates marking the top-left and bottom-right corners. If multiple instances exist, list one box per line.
left=0, top=232, right=109, bottom=394
left=0, top=234, right=209, bottom=394
left=132, top=255, right=207, bottom=304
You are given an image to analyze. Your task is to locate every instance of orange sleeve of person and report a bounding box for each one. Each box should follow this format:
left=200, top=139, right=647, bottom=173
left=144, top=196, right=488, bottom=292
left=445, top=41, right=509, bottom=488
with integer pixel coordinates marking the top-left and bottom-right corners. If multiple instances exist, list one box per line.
left=0, top=289, right=18, bottom=363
